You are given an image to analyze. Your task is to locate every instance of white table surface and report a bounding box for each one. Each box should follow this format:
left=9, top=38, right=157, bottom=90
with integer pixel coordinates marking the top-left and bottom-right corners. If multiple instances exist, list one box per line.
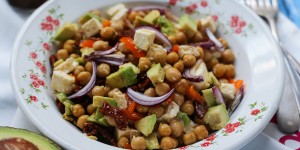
left=1, top=0, right=299, bottom=149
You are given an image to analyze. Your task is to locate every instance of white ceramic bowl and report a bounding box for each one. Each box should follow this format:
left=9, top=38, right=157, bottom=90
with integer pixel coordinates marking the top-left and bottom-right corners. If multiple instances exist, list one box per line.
left=11, top=0, right=285, bottom=149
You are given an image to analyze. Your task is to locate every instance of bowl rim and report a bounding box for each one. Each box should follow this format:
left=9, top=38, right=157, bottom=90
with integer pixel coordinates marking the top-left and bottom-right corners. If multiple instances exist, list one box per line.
left=10, top=0, right=285, bottom=149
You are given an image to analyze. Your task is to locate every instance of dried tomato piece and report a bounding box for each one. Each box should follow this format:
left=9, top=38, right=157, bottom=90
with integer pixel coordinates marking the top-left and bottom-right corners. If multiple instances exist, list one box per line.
left=100, top=103, right=128, bottom=130
left=83, top=122, right=117, bottom=146
left=195, top=101, right=208, bottom=119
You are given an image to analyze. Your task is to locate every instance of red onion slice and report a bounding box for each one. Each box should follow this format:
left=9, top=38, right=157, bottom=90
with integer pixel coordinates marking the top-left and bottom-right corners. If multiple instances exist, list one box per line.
left=127, top=88, right=174, bottom=106
left=228, top=85, right=244, bottom=116
left=130, top=6, right=167, bottom=14
left=85, top=54, right=125, bottom=66
left=92, top=42, right=119, bottom=56
left=134, top=26, right=172, bottom=51
left=68, top=61, right=96, bottom=99
left=190, top=40, right=215, bottom=49
left=212, top=86, right=225, bottom=104
left=206, top=28, right=225, bottom=52
left=183, top=68, right=204, bottom=82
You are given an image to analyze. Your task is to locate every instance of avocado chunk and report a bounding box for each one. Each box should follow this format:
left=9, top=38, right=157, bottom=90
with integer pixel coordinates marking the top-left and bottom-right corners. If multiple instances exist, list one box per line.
left=145, top=133, right=160, bottom=149
left=53, top=23, right=78, bottom=42
left=208, top=72, right=220, bottom=87
left=87, top=108, right=109, bottom=127
left=79, top=13, right=102, bottom=24
left=177, top=112, right=191, bottom=126
left=144, top=10, right=160, bottom=24
left=134, top=114, right=157, bottom=136
left=179, top=14, right=197, bottom=38
left=80, top=47, right=94, bottom=57
left=134, top=16, right=152, bottom=27
left=202, top=88, right=217, bottom=107
left=147, top=63, right=165, bottom=84
left=204, top=104, right=229, bottom=130
left=93, top=96, right=118, bottom=107
left=119, top=62, right=140, bottom=74
left=156, top=16, right=175, bottom=35
left=106, top=66, right=138, bottom=88
left=0, top=127, right=61, bottom=150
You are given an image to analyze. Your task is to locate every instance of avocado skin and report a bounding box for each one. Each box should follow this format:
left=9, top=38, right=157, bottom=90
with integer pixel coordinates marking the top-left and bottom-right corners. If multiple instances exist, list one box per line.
left=106, top=66, right=137, bottom=88
left=0, top=127, right=61, bottom=150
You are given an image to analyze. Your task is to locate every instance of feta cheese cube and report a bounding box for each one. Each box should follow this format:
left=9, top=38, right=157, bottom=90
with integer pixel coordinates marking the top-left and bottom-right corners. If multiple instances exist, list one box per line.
left=178, top=45, right=200, bottom=58
left=201, top=16, right=217, bottom=33
left=54, top=58, right=79, bottom=73
left=161, top=102, right=180, bottom=123
left=107, top=3, right=126, bottom=16
left=220, top=83, right=236, bottom=99
left=134, top=29, right=156, bottom=51
left=111, top=7, right=128, bottom=21
left=51, top=71, right=75, bottom=94
left=81, top=18, right=103, bottom=38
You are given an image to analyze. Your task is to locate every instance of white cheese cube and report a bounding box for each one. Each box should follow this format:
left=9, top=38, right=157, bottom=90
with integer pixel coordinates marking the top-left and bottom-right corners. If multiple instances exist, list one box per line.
left=220, top=83, right=236, bottom=99
left=178, top=45, right=200, bottom=58
left=107, top=3, right=126, bottom=16
left=51, top=71, right=75, bottom=94
left=54, top=58, right=78, bottom=73
left=81, top=18, right=103, bottom=38
left=161, top=102, right=180, bottom=123
left=134, top=29, right=156, bottom=51
left=201, top=16, right=217, bottom=33
left=111, top=8, right=128, bottom=21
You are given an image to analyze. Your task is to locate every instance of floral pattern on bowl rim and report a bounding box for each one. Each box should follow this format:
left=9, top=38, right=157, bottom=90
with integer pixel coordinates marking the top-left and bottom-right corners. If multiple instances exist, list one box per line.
left=11, top=0, right=285, bottom=149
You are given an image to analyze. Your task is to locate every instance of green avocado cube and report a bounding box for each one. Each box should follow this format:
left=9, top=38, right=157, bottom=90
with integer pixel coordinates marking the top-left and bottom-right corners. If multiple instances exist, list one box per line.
left=204, top=104, right=229, bottom=130
left=93, top=96, right=118, bottom=107
left=179, top=14, right=197, bottom=38
left=202, top=88, right=217, bottom=107
left=135, top=114, right=157, bottom=136
left=79, top=13, right=102, bottom=24
left=156, top=16, right=175, bottom=35
left=144, top=10, right=160, bottom=24
left=53, top=23, right=78, bottom=42
left=106, top=66, right=138, bottom=88
left=177, top=112, right=191, bottom=126
left=147, top=63, right=165, bottom=84
left=145, top=133, right=160, bottom=149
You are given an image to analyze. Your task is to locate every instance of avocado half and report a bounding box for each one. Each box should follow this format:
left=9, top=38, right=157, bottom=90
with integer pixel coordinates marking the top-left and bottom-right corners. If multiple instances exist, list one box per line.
left=0, top=127, right=61, bottom=150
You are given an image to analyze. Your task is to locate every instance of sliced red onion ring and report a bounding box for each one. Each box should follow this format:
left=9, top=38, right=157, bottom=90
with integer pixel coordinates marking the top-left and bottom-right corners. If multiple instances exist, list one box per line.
left=206, top=28, right=225, bottom=52
left=228, top=86, right=244, bottom=116
left=190, top=40, right=215, bottom=49
left=85, top=54, right=125, bottom=66
left=127, top=88, right=174, bottom=106
left=134, top=26, right=172, bottom=51
left=183, top=68, right=204, bottom=82
left=68, top=61, right=96, bottom=99
left=130, top=6, right=167, bottom=14
left=212, top=86, right=225, bottom=104
left=91, top=42, right=119, bottom=56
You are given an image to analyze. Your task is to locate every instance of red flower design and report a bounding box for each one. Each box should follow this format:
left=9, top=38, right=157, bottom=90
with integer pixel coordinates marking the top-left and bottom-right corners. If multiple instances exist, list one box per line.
left=40, top=65, right=47, bottom=74
left=46, top=16, right=53, bottom=22
left=53, top=19, right=60, bottom=26
left=251, top=109, right=261, bottom=115
left=178, top=145, right=189, bottom=150
left=231, top=16, right=239, bottom=22
left=41, top=22, right=54, bottom=31
left=212, top=15, right=218, bottom=22
left=235, top=27, right=242, bottom=34
left=201, top=141, right=211, bottom=147
left=233, top=122, right=241, bottom=127
left=239, top=21, right=246, bottom=27
left=201, top=0, right=208, bottom=7
left=30, top=52, right=37, bottom=59
left=224, top=123, right=236, bottom=133
left=185, top=3, right=198, bottom=14
left=46, top=24, right=53, bottom=31
left=231, top=21, right=238, bottom=28
left=206, top=134, right=216, bottom=141
left=36, top=61, right=42, bottom=67
left=37, top=79, right=45, bottom=86
left=169, top=0, right=178, bottom=6
left=32, top=81, right=40, bottom=88
left=43, top=43, right=50, bottom=51
left=30, top=74, right=38, bottom=80
left=30, top=95, right=38, bottom=102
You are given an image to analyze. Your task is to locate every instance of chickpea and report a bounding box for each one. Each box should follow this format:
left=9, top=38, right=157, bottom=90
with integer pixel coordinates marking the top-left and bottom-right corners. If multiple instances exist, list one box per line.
left=101, top=27, right=117, bottom=40
left=193, top=125, right=209, bottom=140
left=74, top=32, right=82, bottom=42
left=153, top=50, right=167, bottom=65
left=111, top=20, right=124, bottom=31
left=56, top=49, right=69, bottom=60
left=138, top=57, right=152, bottom=72
left=168, top=35, right=177, bottom=45
left=213, top=63, right=226, bottom=78
left=174, top=79, right=189, bottom=95
left=136, top=105, right=149, bottom=114
left=197, top=47, right=204, bottom=59
left=204, top=51, right=212, bottom=62
left=222, top=49, right=235, bottom=63
left=77, top=71, right=91, bottom=86
left=191, top=32, right=204, bottom=43
left=165, top=68, right=182, bottom=83
left=128, top=11, right=138, bottom=22
left=170, top=118, right=184, bottom=137
left=183, top=54, right=196, bottom=67
left=118, top=137, right=129, bottom=148
left=167, top=52, right=179, bottom=64
left=176, top=31, right=187, bottom=44
left=118, top=42, right=130, bottom=54
left=158, top=123, right=171, bottom=137
left=127, top=54, right=139, bottom=65
left=63, top=40, right=76, bottom=53
left=212, top=51, right=222, bottom=59
left=197, top=20, right=203, bottom=31
left=73, top=66, right=85, bottom=77
left=131, top=136, right=146, bottom=150
left=144, top=88, right=157, bottom=97
left=183, top=132, right=197, bottom=145
left=173, top=93, right=184, bottom=107
left=87, top=104, right=96, bottom=115
left=148, top=105, right=164, bottom=118
left=85, top=62, right=93, bottom=73
left=93, top=40, right=109, bottom=51
left=108, top=88, right=121, bottom=98
left=70, top=54, right=80, bottom=59
left=160, top=137, right=177, bottom=150
left=207, top=58, right=219, bottom=70
left=155, top=82, right=171, bottom=96
left=181, top=101, right=195, bottom=115
left=173, top=60, right=184, bottom=72
left=76, top=115, right=89, bottom=129
left=92, top=86, right=109, bottom=96
left=163, top=64, right=172, bottom=72
left=72, top=104, right=85, bottom=117
left=224, top=64, right=235, bottom=78
left=218, top=37, right=229, bottom=48
left=97, top=63, right=110, bottom=78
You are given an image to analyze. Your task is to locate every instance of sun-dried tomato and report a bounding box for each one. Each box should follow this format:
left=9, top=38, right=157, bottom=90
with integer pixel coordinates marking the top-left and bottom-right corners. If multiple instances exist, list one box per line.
left=100, top=103, right=128, bottom=130
left=195, top=101, right=208, bottom=119
left=83, top=122, right=117, bottom=146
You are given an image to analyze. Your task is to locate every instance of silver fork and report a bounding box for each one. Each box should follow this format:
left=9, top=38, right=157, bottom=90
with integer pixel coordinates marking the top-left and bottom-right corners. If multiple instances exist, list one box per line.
left=239, top=0, right=300, bottom=133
